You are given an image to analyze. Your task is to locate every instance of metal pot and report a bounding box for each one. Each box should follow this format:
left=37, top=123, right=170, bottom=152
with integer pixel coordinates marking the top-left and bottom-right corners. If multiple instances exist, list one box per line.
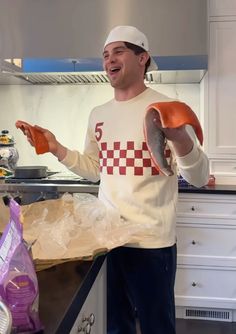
left=14, top=166, right=48, bottom=179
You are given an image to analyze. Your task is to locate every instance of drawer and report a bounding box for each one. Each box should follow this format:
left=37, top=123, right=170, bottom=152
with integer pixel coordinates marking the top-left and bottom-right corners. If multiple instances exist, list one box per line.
left=176, top=224, right=236, bottom=258
left=175, top=266, right=236, bottom=299
left=177, top=196, right=236, bottom=219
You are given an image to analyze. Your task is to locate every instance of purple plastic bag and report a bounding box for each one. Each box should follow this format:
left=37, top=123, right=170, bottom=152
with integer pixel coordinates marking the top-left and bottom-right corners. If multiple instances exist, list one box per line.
left=0, top=199, right=43, bottom=333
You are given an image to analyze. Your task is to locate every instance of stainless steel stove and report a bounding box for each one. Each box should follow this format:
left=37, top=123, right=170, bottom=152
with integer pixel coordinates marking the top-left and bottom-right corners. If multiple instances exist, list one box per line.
left=4, top=171, right=99, bottom=185
left=5, top=177, right=99, bottom=185
left=1, top=172, right=99, bottom=204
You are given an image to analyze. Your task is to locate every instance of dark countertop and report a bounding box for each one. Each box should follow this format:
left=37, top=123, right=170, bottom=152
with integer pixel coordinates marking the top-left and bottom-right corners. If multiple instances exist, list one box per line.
left=178, top=184, right=236, bottom=195
left=0, top=179, right=236, bottom=194
left=1, top=181, right=236, bottom=196
left=37, top=255, right=106, bottom=334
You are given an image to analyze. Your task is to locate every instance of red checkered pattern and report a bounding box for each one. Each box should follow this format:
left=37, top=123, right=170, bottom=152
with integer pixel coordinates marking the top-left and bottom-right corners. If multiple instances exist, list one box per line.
left=99, top=141, right=171, bottom=176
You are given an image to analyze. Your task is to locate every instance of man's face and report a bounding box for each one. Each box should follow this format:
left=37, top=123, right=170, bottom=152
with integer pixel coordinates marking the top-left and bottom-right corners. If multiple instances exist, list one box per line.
left=102, top=42, right=145, bottom=89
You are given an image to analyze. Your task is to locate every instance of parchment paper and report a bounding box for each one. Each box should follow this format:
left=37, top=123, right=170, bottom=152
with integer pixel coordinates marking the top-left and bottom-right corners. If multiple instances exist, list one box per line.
left=0, top=194, right=152, bottom=267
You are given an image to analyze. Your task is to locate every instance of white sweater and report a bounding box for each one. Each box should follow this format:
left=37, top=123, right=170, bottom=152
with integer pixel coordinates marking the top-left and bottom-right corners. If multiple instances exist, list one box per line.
left=61, top=88, right=209, bottom=248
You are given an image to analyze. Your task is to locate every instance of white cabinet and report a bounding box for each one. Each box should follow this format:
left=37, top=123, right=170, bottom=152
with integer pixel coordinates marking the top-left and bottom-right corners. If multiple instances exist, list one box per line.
left=209, top=0, right=236, bottom=17
left=70, top=259, right=107, bottom=334
left=208, top=20, right=236, bottom=157
left=206, top=0, right=236, bottom=182
left=175, top=192, right=236, bottom=321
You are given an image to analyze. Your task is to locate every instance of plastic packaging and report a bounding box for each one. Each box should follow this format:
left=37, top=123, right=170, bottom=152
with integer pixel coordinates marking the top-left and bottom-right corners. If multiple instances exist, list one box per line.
left=22, top=193, right=155, bottom=261
left=0, top=199, right=43, bottom=333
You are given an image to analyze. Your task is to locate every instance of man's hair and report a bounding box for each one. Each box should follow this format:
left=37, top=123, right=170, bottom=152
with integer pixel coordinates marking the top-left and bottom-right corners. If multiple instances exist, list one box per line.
left=124, top=42, right=151, bottom=75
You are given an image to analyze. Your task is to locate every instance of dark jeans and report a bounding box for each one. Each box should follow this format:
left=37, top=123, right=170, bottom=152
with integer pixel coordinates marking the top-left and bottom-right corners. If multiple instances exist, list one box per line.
left=107, top=244, right=177, bottom=334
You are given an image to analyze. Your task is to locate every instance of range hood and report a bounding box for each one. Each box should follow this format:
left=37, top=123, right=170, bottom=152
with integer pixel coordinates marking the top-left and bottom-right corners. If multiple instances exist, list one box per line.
left=0, top=56, right=207, bottom=85
left=11, top=70, right=207, bottom=85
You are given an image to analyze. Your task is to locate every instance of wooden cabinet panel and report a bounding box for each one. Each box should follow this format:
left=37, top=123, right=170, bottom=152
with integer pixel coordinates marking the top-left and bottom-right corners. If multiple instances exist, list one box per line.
left=209, top=0, right=236, bottom=17
left=210, top=159, right=236, bottom=175
left=208, top=21, right=236, bottom=157
left=176, top=193, right=236, bottom=319
left=70, top=260, right=106, bottom=334
left=206, top=4, right=236, bottom=181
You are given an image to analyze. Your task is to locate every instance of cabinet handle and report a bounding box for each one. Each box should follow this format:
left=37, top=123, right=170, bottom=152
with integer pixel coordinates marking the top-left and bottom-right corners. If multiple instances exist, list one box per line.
left=82, top=313, right=95, bottom=325
left=78, top=313, right=95, bottom=333
left=192, top=281, right=197, bottom=287
left=84, top=323, right=91, bottom=334
left=191, top=240, right=196, bottom=245
left=77, top=323, right=91, bottom=334
left=191, top=206, right=195, bottom=211
left=89, top=313, right=95, bottom=325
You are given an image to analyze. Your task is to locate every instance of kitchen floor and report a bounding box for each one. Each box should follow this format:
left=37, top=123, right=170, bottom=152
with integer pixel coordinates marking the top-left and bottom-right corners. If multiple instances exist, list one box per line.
left=136, top=319, right=236, bottom=333
left=176, top=319, right=236, bottom=334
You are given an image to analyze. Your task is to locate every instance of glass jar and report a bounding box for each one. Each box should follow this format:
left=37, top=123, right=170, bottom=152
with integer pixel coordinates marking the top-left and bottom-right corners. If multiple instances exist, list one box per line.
left=0, top=130, right=19, bottom=172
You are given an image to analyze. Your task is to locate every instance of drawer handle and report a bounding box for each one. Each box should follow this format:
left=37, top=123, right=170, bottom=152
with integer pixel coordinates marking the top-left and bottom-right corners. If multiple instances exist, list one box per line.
left=78, top=323, right=91, bottom=334
left=192, top=281, right=197, bottom=287
left=191, top=240, right=196, bottom=245
left=84, top=323, right=91, bottom=334
left=89, top=313, right=95, bottom=325
left=191, top=206, right=195, bottom=211
left=78, top=313, right=95, bottom=333
left=82, top=314, right=95, bottom=325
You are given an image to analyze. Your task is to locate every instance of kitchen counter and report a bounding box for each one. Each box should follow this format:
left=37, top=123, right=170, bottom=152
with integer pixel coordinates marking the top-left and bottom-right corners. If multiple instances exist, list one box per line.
left=1, top=181, right=236, bottom=197
left=178, top=184, right=236, bottom=194
left=1, top=181, right=236, bottom=332
left=0, top=180, right=106, bottom=333
left=37, top=255, right=106, bottom=333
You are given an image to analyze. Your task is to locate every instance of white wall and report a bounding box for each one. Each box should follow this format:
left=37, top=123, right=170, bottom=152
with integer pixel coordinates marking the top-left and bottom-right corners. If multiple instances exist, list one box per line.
left=0, top=83, right=200, bottom=172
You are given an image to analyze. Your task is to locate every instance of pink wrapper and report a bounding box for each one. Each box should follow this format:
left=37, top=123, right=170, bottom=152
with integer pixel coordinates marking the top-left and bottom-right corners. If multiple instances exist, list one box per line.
left=0, top=198, right=43, bottom=333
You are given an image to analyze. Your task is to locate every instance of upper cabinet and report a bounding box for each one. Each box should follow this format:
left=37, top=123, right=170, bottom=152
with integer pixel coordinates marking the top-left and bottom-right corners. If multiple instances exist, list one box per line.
left=209, top=0, right=236, bottom=17
left=208, top=21, right=236, bottom=157
left=0, top=0, right=207, bottom=59
left=206, top=0, right=236, bottom=182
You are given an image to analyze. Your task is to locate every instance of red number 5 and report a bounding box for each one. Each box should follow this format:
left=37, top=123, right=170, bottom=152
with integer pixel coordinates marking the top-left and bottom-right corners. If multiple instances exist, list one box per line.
left=95, top=122, right=104, bottom=141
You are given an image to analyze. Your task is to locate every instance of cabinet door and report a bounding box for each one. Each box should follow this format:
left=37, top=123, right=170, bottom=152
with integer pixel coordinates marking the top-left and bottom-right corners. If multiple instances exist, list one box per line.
left=209, top=0, right=236, bottom=17
left=70, top=260, right=107, bottom=334
left=208, top=21, right=236, bottom=157
left=175, top=192, right=236, bottom=311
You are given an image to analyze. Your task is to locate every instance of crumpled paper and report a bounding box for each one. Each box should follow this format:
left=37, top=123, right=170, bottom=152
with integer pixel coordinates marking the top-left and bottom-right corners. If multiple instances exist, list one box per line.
left=0, top=193, right=154, bottom=263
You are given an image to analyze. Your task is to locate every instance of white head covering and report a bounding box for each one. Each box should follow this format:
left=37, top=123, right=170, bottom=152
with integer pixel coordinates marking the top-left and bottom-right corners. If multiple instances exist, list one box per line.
left=104, top=25, right=158, bottom=72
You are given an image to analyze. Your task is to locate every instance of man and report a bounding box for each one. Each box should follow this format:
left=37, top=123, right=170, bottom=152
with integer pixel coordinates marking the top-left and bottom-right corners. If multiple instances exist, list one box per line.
left=20, top=26, right=209, bottom=334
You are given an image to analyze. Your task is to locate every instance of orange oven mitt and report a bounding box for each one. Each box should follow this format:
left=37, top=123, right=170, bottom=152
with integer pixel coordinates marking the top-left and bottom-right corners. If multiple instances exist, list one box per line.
left=15, top=120, right=49, bottom=155
left=143, top=101, right=203, bottom=176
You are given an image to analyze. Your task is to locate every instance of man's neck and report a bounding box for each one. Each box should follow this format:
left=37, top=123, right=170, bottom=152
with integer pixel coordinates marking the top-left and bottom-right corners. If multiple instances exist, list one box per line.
left=114, top=83, right=147, bottom=101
